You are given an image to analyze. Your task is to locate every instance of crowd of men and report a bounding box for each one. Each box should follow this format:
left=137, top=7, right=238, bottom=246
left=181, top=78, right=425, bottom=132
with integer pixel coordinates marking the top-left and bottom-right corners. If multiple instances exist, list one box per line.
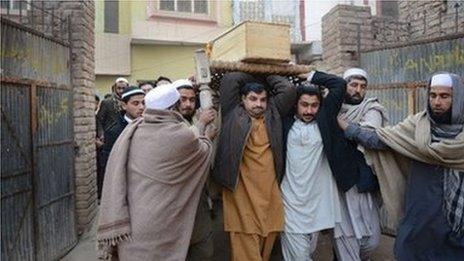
left=94, top=69, right=464, bottom=261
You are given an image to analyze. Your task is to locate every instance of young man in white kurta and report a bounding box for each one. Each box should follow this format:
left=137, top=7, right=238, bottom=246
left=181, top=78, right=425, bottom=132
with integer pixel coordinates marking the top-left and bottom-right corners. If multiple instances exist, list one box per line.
left=280, top=72, right=342, bottom=260
left=281, top=119, right=342, bottom=260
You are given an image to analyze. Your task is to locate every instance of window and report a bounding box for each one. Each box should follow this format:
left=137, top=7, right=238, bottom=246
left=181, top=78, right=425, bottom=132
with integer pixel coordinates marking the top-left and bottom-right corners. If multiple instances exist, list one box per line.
left=0, top=0, right=31, bottom=14
left=104, top=0, right=119, bottom=33
left=159, top=0, right=208, bottom=14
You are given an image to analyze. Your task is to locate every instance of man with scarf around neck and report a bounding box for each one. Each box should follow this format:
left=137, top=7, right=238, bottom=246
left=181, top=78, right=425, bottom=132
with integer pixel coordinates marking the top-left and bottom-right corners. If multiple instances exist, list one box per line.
left=213, top=72, right=296, bottom=261
left=97, top=83, right=216, bottom=260
left=173, top=79, right=218, bottom=261
left=332, top=68, right=388, bottom=260
left=338, top=72, right=464, bottom=260
left=280, top=71, right=358, bottom=260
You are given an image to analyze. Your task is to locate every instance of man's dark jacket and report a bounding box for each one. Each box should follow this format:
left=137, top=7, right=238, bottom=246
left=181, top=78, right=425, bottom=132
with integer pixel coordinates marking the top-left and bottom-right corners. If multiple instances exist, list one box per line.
left=213, top=72, right=296, bottom=190
left=283, top=71, right=358, bottom=192
left=97, top=94, right=121, bottom=133
left=98, top=112, right=128, bottom=199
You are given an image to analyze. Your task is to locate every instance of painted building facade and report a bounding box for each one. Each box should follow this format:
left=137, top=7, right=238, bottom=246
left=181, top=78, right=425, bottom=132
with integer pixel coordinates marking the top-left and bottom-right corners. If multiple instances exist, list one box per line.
left=95, top=0, right=232, bottom=95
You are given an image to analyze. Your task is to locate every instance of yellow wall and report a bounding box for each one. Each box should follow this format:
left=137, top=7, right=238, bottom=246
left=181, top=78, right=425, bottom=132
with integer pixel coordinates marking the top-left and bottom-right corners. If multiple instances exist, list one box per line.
left=129, top=0, right=146, bottom=23
left=217, top=0, right=233, bottom=27
left=119, top=0, right=132, bottom=35
left=95, top=75, right=118, bottom=97
left=96, top=44, right=202, bottom=93
left=95, top=0, right=104, bottom=33
left=129, top=44, right=202, bottom=83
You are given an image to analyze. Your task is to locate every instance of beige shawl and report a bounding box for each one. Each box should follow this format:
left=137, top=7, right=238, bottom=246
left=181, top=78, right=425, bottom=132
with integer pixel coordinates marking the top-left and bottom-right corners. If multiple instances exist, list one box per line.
left=340, top=97, right=388, bottom=128
left=97, top=109, right=212, bottom=260
left=363, top=110, right=464, bottom=233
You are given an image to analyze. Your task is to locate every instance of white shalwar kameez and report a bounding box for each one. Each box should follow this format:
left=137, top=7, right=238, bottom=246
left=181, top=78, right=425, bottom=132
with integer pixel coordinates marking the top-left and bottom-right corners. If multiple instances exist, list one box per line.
left=334, top=103, right=385, bottom=261
left=281, top=119, right=341, bottom=261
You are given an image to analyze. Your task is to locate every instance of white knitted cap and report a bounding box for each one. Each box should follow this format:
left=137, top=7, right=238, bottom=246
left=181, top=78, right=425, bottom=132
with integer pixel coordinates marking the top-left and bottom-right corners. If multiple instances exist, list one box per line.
left=343, top=68, right=368, bottom=81
left=145, top=83, right=180, bottom=110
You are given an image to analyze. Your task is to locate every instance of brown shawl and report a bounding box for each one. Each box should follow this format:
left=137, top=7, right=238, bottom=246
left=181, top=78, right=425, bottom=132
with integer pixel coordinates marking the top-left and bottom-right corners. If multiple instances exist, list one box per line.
left=363, top=110, right=464, bottom=232
left=97, top=109, right=212, bottom=260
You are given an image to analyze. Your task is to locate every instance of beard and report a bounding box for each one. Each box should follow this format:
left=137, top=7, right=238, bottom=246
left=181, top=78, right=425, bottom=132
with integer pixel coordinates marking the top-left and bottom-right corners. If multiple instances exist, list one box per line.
left=249, top=107, right=264, bottom=117
left=344, top=93, right=364, bottom=105
left=428, top=104, right=452, bottom=124
left=177, top=106, right=194, bottom=122
left=300, top=113, right=315, bottom=123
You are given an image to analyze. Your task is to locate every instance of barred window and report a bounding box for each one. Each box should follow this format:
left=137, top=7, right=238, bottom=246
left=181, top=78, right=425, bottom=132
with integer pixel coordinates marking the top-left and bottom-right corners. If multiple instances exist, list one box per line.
left=159, top=0, right=208, bottom=14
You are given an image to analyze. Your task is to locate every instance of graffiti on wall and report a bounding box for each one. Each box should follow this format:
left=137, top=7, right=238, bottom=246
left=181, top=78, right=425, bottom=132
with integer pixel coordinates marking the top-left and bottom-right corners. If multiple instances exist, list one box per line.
left=361, top=36, right=464, bottom=84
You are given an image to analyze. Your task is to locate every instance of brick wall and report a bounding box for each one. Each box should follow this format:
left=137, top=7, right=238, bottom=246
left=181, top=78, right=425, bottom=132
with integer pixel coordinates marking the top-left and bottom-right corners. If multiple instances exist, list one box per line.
left=398, top=0, right=464, bottom=40
left=321, top=5, right=374, bottom=75
left=319, top=1, right=463, bottom=75
left=371, top=16, right=410, bottom=47
left=45, top=0, right=97, bottom=234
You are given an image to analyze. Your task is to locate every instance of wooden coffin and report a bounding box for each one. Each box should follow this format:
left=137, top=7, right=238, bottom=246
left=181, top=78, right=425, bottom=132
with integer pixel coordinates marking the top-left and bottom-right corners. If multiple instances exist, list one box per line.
left=209, top=21, right=291, bottom=65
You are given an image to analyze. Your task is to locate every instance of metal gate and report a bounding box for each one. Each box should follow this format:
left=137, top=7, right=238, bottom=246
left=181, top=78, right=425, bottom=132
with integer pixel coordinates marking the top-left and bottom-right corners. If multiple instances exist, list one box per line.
left=360, top=33, right=464, bottom=124
left=1, top=17, right=77, bottom=260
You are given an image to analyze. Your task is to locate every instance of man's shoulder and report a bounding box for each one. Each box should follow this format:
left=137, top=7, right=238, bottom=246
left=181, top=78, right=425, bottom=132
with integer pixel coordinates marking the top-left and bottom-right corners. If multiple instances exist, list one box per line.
left=360, top=98, right=386, bottom=113
left=101, top=96, right=118, bottom=105
left=107, top=115, right=125, bottom=131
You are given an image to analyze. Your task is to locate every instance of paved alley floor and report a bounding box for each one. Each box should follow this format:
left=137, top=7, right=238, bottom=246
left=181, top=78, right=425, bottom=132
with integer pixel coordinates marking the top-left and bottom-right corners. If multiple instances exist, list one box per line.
left=62, top=205, right=394, bottom=261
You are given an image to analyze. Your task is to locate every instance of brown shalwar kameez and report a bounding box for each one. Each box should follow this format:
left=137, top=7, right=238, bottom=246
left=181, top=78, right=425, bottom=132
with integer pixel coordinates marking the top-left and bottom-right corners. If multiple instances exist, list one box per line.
left=223, top=117, right=284, bottom=261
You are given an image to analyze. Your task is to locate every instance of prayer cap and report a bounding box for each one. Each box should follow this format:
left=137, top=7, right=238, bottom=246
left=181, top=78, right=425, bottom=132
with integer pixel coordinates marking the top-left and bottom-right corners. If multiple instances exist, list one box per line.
left=430, top=73, right=453, bottom=88
left=172, top=79, right=193, bottom=89
left=115, top=77, right=129, bottom=84
left=145, top=83, right=180, bottom=110
left=343, top=68, right=368, bottom=81
left=121, top=86, right=145, bottom=102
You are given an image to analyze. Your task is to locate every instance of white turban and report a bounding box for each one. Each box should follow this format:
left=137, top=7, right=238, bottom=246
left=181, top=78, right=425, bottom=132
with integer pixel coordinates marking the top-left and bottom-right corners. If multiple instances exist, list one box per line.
left=145, top=83, right=180, bottom=110
left=343, top=68, right=368, bottom=81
